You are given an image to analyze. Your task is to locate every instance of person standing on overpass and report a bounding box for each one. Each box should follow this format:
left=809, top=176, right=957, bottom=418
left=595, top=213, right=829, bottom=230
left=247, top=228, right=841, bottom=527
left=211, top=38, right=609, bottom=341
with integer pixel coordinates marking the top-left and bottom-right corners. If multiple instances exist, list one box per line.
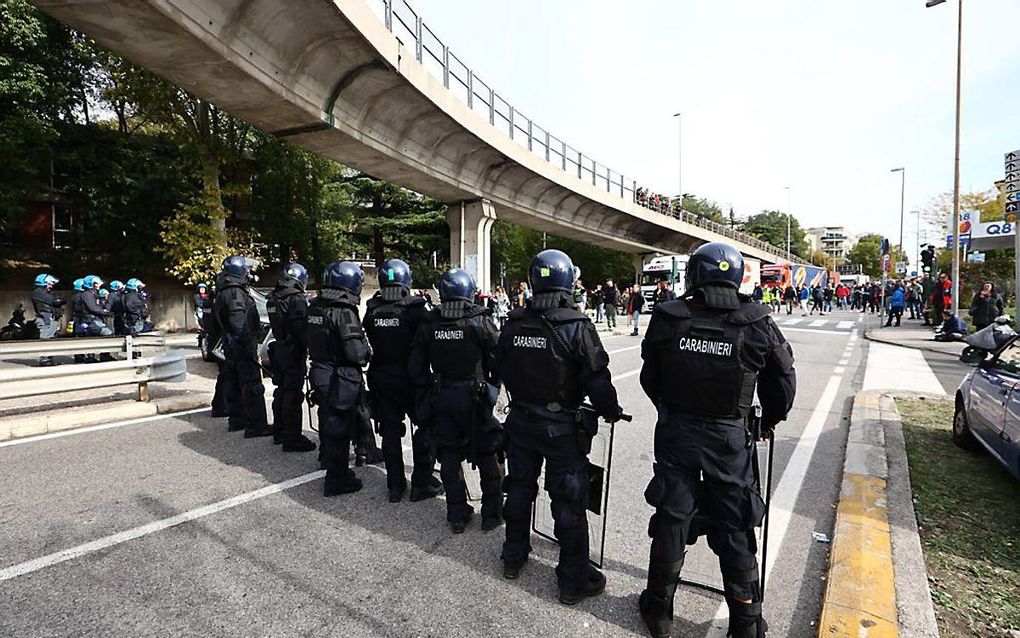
left=636, top=242, right=796, bottom=638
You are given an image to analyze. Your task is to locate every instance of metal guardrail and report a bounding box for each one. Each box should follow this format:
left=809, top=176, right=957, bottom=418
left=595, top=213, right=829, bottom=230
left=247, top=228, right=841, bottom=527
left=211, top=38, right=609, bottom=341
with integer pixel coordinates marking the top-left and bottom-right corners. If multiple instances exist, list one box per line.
left=370, top=0, right=790, bottom=260
left=0, top=333, right=166, bottom=359
left=0, top=351, right=188, bottom=401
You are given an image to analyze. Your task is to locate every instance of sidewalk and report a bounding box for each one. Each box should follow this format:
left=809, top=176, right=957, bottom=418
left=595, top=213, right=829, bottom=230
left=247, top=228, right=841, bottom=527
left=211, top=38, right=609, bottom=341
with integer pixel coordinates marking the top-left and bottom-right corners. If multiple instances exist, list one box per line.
left=864, top=323, right=967, bottom=357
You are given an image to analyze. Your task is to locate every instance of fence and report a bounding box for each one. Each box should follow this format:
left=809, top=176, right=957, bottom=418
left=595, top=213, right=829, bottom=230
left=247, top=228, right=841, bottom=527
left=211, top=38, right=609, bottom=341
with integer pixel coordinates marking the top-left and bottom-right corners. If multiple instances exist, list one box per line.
left=369, top=0, right=790, bottom=260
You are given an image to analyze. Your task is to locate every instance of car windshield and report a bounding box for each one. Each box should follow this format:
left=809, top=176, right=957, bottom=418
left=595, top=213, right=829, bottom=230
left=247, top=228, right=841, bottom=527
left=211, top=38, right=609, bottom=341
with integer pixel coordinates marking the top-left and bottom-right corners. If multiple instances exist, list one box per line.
left=995, top=342, right=1020, bottom=375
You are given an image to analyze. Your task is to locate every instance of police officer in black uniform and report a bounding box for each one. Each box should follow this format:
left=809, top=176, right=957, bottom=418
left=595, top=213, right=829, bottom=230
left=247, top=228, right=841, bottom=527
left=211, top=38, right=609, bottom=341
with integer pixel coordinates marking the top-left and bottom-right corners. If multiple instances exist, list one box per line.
left=31, top=273, right=64, bottom=366
left=266, top=262, right=316, bottom=453
left=497, top=249, right=625, bottom=604
left=306, top=261, right=372, bottom=496
left=213, top=256, right=272, bottom=437
left=409, top=268, right=501, bottom=533
left=637, top=242, right=796, bottom=638
left=363, top=258, right=443, bottom=503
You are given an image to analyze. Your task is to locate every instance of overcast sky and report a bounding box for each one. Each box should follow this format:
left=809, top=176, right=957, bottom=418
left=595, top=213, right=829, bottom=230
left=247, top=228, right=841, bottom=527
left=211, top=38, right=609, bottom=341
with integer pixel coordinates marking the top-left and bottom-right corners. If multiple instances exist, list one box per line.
left=396, top=0, right=1020, bottom=251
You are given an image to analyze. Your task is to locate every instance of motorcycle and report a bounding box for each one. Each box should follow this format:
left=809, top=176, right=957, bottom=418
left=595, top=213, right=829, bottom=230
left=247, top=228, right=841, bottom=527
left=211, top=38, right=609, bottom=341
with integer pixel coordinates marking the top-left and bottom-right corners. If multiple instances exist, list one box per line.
left=0, top=303, right=40, bottom=341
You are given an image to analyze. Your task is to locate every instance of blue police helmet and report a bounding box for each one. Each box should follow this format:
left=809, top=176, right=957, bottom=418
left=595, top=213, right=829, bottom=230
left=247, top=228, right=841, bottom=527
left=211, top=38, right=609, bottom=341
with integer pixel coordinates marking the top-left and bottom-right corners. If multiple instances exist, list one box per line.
left=83, top=275, right=104, bottom=289
left=109, top=280, right=124, bottom=292
left=439, top=268, right=476, bottom=302
left=73, top=278, right=86, bottom=292
left=98, top=288, right=109, bottom=299
left=34, top=273, right=58, bottom=287
left=322, top=261, right=364, bottom=294
left=282, top=262, right=309, bottom=287
left=685, top=242, right=744, bottom=291
left=222, top=255, right=250, bottom=279
left=196, top=282, right=208, bottom=291
left=125, top=278, right=146, bottom=292
left=378, top=258, right=412, bottom=288
left=528, top=249, right=575, bottom=294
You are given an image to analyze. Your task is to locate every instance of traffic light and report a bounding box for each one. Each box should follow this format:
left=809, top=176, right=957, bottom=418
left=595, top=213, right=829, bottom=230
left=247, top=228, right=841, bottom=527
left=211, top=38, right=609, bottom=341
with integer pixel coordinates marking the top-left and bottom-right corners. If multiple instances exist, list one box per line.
left=920, top=245, right=936, bottom=275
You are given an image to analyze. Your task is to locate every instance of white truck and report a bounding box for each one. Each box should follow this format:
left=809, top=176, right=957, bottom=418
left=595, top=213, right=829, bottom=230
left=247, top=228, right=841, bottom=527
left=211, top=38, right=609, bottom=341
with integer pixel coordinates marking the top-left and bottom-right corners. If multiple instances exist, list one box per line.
left=641, top=254, right=760, bottom=306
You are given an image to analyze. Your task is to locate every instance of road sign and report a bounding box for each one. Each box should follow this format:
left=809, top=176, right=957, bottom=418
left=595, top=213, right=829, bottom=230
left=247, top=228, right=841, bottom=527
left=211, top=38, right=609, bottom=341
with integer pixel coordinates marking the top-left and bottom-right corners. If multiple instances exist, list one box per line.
left=895, top=262, right=907, bottom=274
left=1007, top=192, right=1020, bottom=203
left=882, top=253, right=891, bottom=273
left=1008, top=202, right=1019, bottom=214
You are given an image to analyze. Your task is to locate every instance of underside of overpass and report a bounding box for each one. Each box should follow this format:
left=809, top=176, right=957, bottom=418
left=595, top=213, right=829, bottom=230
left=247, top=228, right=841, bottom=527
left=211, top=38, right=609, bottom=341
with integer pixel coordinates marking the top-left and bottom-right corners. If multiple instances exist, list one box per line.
left=32, top=0, right=790, bottom=289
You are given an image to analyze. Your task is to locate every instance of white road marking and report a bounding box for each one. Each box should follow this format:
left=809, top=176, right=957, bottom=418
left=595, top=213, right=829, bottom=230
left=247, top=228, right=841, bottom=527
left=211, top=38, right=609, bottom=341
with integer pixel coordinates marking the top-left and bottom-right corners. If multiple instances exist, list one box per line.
left=862, top=342, right=945, bottom=395
left=783, top=318, right=803, bottom=325
left=0, top=407, right=212, bottom=448
left=837, top=321, right=854, bottom=329
left=608, top=345, right=640, bottom=356
left=781, top=327, right=851, bottom=336
left=0, top=470, right=325, bottom=582
left=612, top=369, right=641, bottom=382
left=834, top=366, right=846, bottom=374
left=838, top=359, right=849, bottom=365
left=706, top=373, right=844, bottom=635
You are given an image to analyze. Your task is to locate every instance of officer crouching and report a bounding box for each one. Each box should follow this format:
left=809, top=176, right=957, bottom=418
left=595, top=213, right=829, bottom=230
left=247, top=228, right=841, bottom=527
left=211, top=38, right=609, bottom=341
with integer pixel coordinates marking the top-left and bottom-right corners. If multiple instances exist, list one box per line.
left=306, top=261, right=372, bottom=496
left=637, top=242, right=796, bottom=638
left=497, top=249, right=624, bottom=605
left=409, top=268, right=502, bottom=533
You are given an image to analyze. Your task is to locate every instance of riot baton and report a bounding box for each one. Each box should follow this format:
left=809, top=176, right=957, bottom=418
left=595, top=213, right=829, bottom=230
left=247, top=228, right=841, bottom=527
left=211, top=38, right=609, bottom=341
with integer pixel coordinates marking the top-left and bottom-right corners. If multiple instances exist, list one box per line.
left=759, top=427, right=776, bottom=600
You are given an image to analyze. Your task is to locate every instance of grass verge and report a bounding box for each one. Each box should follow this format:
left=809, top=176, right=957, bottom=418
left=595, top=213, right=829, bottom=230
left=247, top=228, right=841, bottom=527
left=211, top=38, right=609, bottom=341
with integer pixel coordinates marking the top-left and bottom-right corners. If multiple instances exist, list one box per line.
left=896, top=397, right=1020, bottom=638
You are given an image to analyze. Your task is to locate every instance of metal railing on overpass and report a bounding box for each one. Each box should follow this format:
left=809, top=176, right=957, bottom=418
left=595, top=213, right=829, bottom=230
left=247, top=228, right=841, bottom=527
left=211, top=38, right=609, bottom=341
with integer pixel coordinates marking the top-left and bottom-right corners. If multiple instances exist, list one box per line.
left=370, top=0, right=791, bottom=261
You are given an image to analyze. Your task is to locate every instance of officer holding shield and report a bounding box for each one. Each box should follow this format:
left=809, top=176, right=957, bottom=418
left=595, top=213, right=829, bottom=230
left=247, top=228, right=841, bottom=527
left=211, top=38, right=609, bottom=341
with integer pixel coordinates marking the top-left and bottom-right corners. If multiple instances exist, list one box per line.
left=306, top=261, right=372, bottom=496
left=638, top=242, right=796, bottom=638
left=496, top=249, right=624, bottom=605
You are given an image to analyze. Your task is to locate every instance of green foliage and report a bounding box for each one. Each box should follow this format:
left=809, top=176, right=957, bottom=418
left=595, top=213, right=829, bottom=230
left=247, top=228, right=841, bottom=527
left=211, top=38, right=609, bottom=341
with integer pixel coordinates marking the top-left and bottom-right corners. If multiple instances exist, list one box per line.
left=741, top=210, right=809, bottom=258
left=492, top=220, right=635, bottom=291
left=681, top=194, right=726, bottom=224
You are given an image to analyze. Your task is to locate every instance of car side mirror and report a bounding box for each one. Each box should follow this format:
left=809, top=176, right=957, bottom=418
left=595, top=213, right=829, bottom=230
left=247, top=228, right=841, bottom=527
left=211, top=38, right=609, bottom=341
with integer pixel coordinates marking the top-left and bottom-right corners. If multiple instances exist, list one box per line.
left=978, top=358, right=995, bottom=370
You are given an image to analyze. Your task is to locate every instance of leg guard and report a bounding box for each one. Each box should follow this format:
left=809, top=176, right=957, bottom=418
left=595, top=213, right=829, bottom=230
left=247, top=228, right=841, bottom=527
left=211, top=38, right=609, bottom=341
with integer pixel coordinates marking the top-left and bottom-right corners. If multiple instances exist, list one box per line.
left=409, top=425, right=436, bottom=488
left=475, top=451, right=503, bottom=521
left=438, top=446, right=471, bottom=522
left=379, top=419, right=407, bottom=490
left=546, top=465, right=590, bottom=594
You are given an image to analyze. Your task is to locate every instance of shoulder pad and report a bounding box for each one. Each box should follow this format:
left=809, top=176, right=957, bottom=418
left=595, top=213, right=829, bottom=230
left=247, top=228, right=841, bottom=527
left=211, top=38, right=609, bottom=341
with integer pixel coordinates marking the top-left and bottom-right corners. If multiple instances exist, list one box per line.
left=544, top=307, right=587, bottom=323
left=396, top=296, right=426, bottom=309
left=365, top=295, right=383, bottom=311
left=726, top=302, right=772, bottom=325
left=508, top=307, right=527, bottom=321
left=653, top=299, right=691, bottom=319
left=464, top=303, right=491, bottom=319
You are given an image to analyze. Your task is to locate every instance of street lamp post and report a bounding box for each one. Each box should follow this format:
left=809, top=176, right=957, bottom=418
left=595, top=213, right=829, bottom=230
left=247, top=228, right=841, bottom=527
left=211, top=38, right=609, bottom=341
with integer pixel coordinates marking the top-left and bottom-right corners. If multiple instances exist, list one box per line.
left=891, top=167, right=906, bottom=277
left=926, top=0, right=964, bottom=316
left=784, top=186, right=792, bottom=262
left=673, top=113, right=682, bottom=202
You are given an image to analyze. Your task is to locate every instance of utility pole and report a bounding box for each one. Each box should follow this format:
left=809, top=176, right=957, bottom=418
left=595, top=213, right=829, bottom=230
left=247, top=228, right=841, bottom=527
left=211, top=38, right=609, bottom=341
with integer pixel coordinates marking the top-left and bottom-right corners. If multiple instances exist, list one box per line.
left=673, top=113, right=683, bottom=200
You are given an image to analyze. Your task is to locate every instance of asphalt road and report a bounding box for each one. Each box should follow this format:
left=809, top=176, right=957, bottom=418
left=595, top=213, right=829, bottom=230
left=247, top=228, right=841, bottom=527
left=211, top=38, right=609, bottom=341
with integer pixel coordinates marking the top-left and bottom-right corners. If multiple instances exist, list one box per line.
left=0, top=310, right=868, bottom=637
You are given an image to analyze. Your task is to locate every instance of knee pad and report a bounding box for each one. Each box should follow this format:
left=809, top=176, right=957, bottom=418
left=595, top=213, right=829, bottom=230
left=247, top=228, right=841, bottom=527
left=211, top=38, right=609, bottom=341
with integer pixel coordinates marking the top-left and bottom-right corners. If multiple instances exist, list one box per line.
left=547, top=468, right=588, bottom=529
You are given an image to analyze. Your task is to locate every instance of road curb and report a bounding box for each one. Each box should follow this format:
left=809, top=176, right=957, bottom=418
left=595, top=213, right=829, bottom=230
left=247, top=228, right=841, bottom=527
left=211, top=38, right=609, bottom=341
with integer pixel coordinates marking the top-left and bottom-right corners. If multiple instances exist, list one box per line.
left=863, top=328, right=963, bottom=357
left=0, top=393, right=211, bottom=442
left=0, top=401, right=157, bottom=442
left=818, top=392, right=939, bottom=638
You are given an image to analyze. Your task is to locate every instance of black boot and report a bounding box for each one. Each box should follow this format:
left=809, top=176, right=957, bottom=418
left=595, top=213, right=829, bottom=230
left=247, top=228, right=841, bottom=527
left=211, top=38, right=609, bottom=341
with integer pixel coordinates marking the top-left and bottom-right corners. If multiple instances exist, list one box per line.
left=409, top=476, right=444, bottom=502
left=558, top=567, right=606, bottom=605
left=725, top=596, right=767, bottom=638
left=282, top=434, right=316, bottom=452
left=388, top=476, right=408, bottom=503
left=639, top=558, right=684, bottom=638
left=324, top=470, right=363, bottom=497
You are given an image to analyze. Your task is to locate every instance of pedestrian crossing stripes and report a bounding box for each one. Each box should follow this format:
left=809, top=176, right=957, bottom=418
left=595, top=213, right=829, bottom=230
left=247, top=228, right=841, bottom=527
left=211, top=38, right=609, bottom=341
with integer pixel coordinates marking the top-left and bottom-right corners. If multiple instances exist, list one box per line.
left=771, top=315, right=857, bottom=332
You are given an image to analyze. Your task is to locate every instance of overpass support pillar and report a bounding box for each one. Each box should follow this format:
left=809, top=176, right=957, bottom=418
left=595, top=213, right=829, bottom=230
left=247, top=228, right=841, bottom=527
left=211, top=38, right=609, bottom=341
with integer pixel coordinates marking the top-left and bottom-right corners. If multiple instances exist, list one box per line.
left=447, top=199, right=497, bottom=293
left=632, top=254, right=645, bottom=284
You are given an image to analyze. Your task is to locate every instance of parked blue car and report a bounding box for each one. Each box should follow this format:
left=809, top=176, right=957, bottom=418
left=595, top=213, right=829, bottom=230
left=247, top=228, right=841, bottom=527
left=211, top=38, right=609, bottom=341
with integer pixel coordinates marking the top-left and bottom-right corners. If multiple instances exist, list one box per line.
left=955, top=333, right=1020, bottom=480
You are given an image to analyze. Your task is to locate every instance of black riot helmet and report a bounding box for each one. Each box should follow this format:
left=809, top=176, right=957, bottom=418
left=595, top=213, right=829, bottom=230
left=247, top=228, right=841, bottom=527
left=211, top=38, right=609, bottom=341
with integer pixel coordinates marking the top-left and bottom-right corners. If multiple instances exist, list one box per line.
left=439, top=268, right=475, bottom=302
left=222, top=255, right=250, bottom=279
left=378, top=258, right=412, bottom=288
left=685, top=242, right=744, bottom=291
left=528, top=249, right=575, bottom=294
left=282, top=262, right=309, bottom=287
left=322, top=261, right=364, bottom=295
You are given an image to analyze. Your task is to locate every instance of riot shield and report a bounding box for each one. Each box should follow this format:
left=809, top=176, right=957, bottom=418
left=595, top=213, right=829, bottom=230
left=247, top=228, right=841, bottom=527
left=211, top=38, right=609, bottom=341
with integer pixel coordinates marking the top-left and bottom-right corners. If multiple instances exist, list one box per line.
left=678, top=434, right=772, bottom=595
left=531, top=417, right=615, bottom=568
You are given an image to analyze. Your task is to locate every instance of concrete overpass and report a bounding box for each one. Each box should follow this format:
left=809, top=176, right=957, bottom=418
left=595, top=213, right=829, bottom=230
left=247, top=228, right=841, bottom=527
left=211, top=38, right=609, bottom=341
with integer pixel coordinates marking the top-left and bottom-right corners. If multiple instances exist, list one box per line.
left=33, top=0, right=791, bottom=287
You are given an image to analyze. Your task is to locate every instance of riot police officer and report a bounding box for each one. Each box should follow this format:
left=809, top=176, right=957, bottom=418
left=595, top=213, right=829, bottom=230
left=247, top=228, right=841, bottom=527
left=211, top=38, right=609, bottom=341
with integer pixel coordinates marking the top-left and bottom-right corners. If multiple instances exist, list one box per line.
left=409, top=268, right=501, bottom=533
left=81, top=275, right=113, bottom=337
left=496, top=249, right=624, bottom=604
left=363, top=258, right=443, bottom=503
left=122, top=278, right=150, bottom=335
left=637, top=242, right=796, bottom=638
left=306, top=261, right=372, bottom=496
left=108, top=280, right=126, bottom=335
left=266, top=263, right=316, bottom=453
left=31, top=273, right=64, bottom=366
left=213, top=256, right=272, bottom=437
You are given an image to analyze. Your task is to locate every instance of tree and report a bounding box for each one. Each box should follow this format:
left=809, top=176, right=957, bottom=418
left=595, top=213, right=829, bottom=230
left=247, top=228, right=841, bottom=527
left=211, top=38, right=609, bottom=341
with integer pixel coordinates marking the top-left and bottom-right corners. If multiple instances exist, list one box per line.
left=846, top=234, right=909, bottom=279
left=680, top=194, right=725, bottom=224
left=809, top=250, right=830, bottom=268
left=742, top=210, right=809, bottom=258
